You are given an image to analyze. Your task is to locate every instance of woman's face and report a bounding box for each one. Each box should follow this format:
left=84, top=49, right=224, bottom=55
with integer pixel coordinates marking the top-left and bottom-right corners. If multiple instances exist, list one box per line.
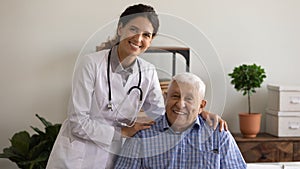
left=117, top=16, right=154, bottom=58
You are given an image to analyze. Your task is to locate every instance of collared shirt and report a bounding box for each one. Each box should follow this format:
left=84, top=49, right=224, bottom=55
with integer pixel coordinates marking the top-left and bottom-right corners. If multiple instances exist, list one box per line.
left=110, top=45, right=135, bottom=86
left=115, top=115, right=247, bottom=169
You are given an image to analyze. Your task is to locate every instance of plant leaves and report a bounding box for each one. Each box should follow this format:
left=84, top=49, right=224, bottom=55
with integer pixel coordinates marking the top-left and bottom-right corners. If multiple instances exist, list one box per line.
left=28, top=140, right=49, bottom=160
left=30, top=126, right=45, bottom=136
left=0, top=147, right=24, bottom=160
left=19, top=151, right=48, bottom=169
left=0, top=114, right=61, bottom=169
left=45, top=124, right=61, bottom=141
left=10, top=131, right=30, bottom=157
left=35, top=114, right=52, bottom=127
left=228, top=63, right=267, bottom=113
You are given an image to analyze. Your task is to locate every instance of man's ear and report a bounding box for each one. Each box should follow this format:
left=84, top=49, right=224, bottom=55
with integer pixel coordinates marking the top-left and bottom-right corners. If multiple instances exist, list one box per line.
left=199, top=100, right=207, bottom=110
left=198, top=100, right=207, bottom=114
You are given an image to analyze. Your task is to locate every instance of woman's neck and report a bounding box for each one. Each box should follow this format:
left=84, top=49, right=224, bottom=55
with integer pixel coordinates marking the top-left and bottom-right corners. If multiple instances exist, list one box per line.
left=117, top=45, right=136, bottom=68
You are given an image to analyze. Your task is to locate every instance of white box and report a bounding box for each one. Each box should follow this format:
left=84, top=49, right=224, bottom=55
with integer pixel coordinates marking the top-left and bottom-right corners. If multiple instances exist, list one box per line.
left=267, top=84, right=300, bottom=111
left=266, top=109, right=300, bottom=137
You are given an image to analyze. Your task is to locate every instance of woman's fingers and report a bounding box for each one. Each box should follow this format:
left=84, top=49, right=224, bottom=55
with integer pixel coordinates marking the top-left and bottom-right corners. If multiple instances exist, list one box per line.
left=201, top=110, right=229, bottom=131
left=121, top=120, right=155, bottom=137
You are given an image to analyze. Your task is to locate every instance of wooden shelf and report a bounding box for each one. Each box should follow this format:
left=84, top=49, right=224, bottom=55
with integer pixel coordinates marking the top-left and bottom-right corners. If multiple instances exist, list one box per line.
left=145, top=46, right=190, bottom=76
left=233, top=133, right=300, bottom=163
left=233, top=133, right=300, bottom=142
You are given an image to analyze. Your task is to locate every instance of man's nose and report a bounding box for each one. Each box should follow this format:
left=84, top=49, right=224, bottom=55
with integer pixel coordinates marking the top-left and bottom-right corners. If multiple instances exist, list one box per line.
left=176, top=98, right=186, bottom=108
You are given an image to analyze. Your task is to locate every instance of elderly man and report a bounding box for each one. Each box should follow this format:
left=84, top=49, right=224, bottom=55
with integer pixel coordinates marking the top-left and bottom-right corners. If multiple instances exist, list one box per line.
left=114, top=72, right=246, bottom=169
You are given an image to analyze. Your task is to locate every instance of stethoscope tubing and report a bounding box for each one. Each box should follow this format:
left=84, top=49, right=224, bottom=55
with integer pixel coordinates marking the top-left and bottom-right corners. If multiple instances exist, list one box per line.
left=107, top=48, right=143, bottom=111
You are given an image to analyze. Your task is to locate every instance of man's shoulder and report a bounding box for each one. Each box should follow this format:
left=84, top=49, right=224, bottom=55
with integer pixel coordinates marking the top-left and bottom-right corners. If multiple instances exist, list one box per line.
left=136, top=115, right=165, bottom=137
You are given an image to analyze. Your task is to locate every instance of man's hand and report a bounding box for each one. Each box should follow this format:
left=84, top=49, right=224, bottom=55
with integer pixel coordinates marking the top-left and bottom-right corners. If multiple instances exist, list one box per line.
left=200, top=111, right=228, bottom=131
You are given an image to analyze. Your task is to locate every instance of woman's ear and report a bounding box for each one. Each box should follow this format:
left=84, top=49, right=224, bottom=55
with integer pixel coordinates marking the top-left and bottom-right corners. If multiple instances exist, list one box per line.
left=117, top=23, right=123, bottom=36
left=163, top=92, right=167, bottom=104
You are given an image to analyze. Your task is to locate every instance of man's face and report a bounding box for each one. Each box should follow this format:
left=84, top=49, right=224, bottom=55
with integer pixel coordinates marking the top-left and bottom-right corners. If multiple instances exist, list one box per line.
left=165, top=81, right=205, bottom=132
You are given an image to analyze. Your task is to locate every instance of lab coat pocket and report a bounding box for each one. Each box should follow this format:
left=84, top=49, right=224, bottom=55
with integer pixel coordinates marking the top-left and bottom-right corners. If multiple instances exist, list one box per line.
left=49, top=135, right=86, bottom=169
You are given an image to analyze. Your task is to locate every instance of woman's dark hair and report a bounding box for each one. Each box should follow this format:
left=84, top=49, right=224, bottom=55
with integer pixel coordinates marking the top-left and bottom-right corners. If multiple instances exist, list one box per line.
left=118, top=4, right=159, bottom=37
left=97, top=4, right=159, bottom=51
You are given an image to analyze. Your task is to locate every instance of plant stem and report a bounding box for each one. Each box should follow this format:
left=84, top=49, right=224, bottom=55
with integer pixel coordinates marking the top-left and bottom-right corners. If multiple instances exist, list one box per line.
left=248, top=91, right=251, bottom=114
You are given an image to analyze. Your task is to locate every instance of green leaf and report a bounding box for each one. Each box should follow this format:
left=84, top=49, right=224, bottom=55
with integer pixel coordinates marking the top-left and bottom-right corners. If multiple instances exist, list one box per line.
left=30, top=126, right=45, bottom=136
left=28, top=140, right=49, bottom=160
left=19, top=151, right=48, bottom=168
left=35, top=114, right=52, bottom=127
left=1, top=147, right=26, bottom=163
left=45, top=124, right=61, bottom=141
left=0, top=147, right=24, bottom=160
left=10, top=131, right=30, bottom=157
left=29, top=134, right=41, bottom=150
left=0, top=153, right=8, bottom=158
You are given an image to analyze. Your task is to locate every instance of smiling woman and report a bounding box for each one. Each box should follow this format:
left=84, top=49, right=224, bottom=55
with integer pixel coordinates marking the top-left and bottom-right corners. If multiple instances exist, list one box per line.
left=45, top=4, right=165, bottom=169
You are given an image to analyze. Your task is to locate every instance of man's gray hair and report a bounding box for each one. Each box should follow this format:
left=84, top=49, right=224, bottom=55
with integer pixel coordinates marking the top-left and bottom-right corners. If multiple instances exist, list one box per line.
left=170, top=72, right=206, bottom=97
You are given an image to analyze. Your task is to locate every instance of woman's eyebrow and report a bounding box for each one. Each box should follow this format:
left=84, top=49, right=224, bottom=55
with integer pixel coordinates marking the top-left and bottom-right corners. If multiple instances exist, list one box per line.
left=130, top=25, right=153, bottom=34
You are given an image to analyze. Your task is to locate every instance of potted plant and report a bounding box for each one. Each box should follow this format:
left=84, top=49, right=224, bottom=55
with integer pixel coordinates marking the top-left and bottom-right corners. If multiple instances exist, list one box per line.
left=228, top=63, right=266, bottom=138
left=0, top=114, right=61, bottom=169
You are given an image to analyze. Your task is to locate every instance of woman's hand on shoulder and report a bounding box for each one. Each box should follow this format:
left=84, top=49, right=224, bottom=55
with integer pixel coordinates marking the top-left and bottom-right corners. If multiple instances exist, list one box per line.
left=200, top=111, right=228, bottom=132
left=121, top=117, right=155, bottom=137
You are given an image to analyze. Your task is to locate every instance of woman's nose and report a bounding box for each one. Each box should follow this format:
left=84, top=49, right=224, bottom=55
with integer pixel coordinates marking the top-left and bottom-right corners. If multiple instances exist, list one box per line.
left=133, top=33, right=143, bottom=42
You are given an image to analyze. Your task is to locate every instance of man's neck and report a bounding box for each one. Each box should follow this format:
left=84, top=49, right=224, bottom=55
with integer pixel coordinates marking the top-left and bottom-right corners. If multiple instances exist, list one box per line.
left=166, top=116, right=196, bottom=133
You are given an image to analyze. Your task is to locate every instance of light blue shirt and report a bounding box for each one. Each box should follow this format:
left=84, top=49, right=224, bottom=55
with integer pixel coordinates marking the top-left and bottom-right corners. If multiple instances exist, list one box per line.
left=115, top=114, right=247, bottom=169
left=110, top=45, right=135, bottom=86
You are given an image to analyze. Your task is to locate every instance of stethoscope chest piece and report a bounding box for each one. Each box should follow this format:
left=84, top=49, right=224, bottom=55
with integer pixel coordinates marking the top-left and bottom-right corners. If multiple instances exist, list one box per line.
left=106, top=48, right=143, bottom=125
left=107, top=102, right=113, bottom=111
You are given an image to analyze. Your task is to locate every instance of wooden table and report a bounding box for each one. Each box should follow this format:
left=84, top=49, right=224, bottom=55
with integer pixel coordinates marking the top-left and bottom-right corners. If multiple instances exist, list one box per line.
left=233, top=133, right=300, bottom=162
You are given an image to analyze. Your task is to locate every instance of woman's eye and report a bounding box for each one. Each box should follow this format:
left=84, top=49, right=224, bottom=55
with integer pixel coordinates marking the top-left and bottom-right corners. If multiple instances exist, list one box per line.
left=130, top=27, right=138, bottom=33
left=143, top=33, right=152, bottom=38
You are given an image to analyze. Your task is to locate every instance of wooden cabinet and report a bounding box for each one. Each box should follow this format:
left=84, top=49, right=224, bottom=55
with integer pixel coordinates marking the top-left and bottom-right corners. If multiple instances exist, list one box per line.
left=294, top=142, right=300, bottom=161
left=233, top=133, right=300, bottom=162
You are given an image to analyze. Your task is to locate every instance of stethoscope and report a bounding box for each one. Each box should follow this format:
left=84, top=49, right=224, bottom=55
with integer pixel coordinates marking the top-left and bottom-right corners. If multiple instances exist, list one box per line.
left=106, top=48, right=143, bottom=127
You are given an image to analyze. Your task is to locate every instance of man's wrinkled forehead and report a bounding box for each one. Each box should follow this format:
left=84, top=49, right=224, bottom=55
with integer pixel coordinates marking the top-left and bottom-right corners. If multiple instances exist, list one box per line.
left=169, top=81, right=198, bottom=94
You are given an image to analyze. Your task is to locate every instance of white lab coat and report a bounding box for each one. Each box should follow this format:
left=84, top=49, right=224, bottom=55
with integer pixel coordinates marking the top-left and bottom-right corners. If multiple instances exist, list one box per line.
left=46, top=48, right=165, bottom=169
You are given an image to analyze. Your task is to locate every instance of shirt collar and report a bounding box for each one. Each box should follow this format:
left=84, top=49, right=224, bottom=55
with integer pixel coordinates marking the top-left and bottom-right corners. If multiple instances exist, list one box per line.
left=110, top=45, right=136, bottom=74
left=161, top=114, right=201, bottom=134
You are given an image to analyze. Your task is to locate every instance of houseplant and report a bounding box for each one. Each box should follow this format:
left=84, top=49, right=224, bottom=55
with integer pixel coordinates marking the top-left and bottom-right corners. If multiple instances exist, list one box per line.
left=228, top=63, right=266, bottom=138
left=0, top=114, right=61, bottom=169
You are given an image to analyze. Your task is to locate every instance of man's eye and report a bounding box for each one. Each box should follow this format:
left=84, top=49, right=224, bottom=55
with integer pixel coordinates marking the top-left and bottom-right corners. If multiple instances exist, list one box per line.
left=185, top=97, right=193, bottom=101
left=172, top=95, right=180, bottom=98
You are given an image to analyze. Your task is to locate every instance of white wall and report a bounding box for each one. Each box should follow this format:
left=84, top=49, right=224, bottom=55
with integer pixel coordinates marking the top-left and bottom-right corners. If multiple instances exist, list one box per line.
left=1, top=0, right=300, bottom=168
